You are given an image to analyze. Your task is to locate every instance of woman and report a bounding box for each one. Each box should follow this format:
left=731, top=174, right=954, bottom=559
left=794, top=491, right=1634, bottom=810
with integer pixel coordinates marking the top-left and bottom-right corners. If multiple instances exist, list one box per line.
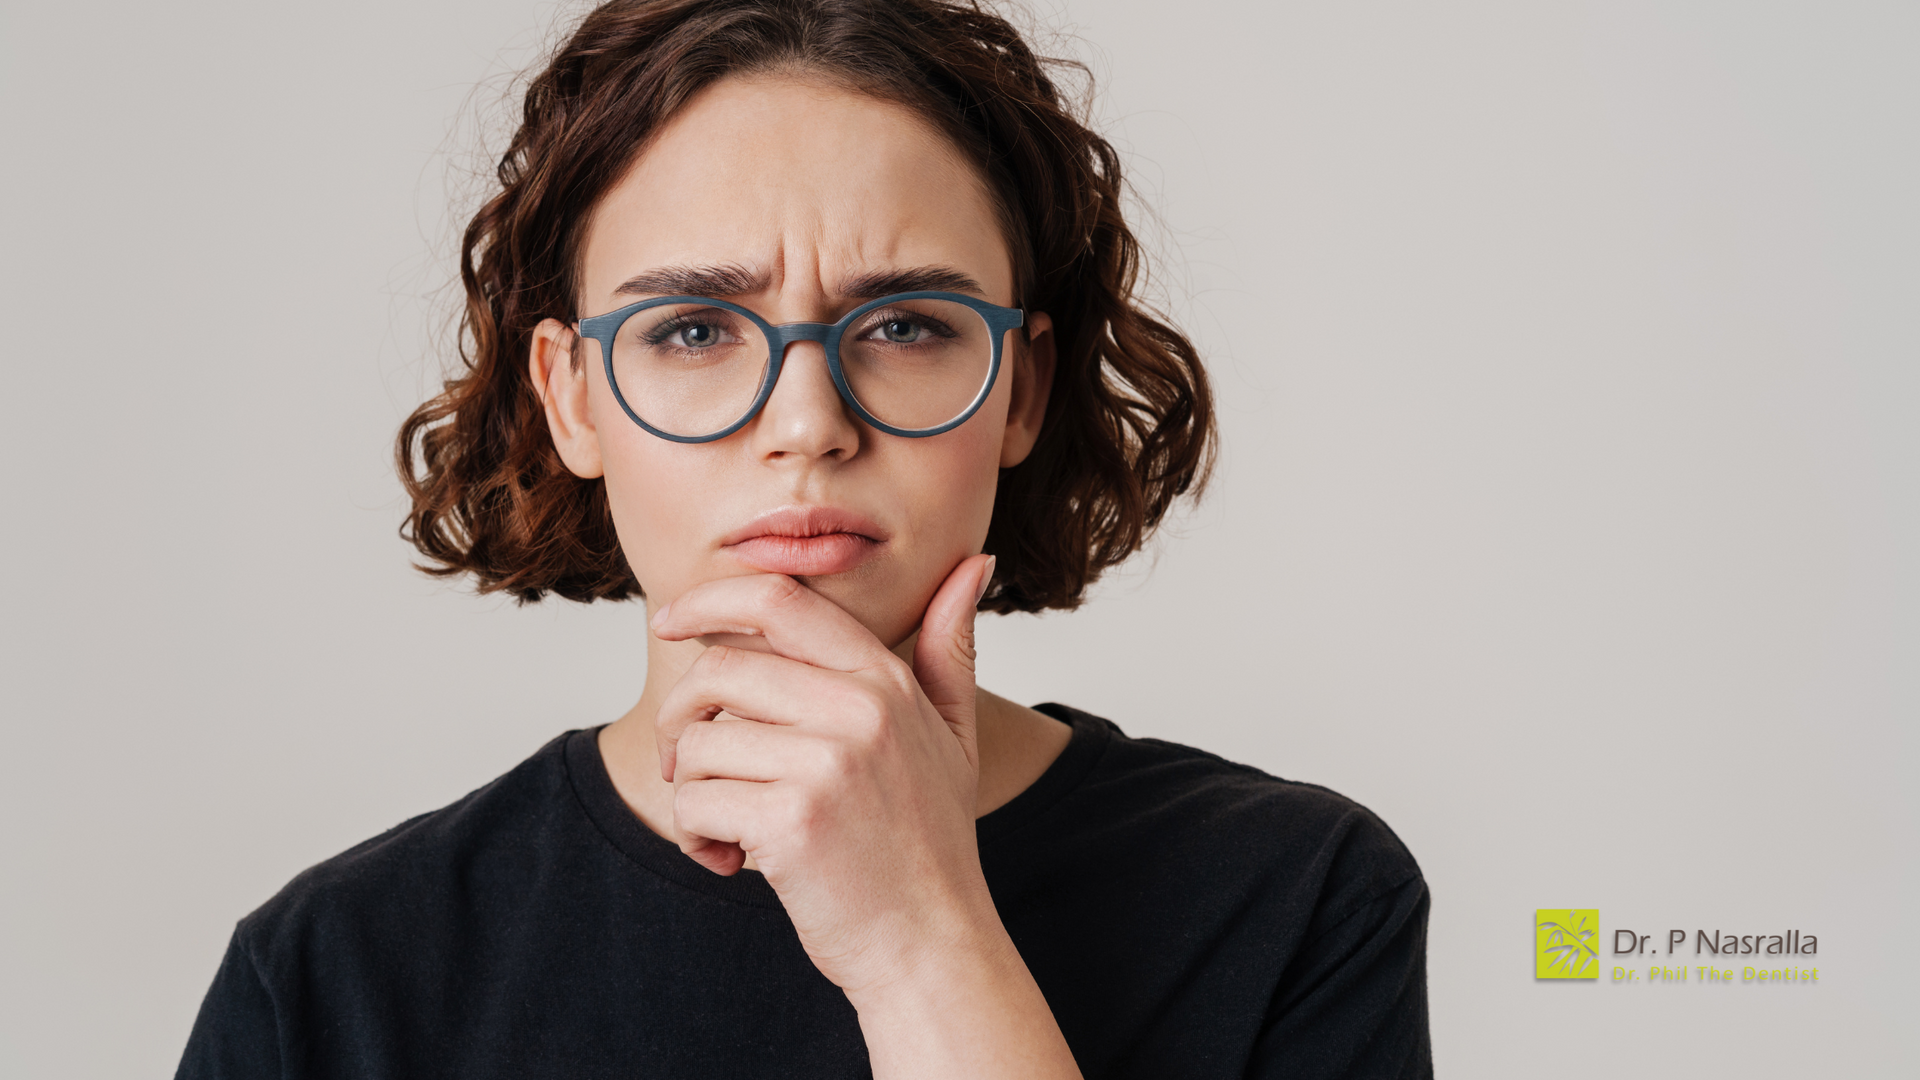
left=178, top=1, right=1430, bottom=1076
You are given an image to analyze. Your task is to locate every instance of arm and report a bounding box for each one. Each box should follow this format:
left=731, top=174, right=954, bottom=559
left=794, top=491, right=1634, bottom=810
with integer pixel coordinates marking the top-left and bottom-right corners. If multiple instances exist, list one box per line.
left=650, top=557, right=1081, bottom=1079
left=845, top=918, right=1082, bottom=1078
left=175, top=931, right=282, bottom=1080
left=1250, top=876, right=1432, bottom=1079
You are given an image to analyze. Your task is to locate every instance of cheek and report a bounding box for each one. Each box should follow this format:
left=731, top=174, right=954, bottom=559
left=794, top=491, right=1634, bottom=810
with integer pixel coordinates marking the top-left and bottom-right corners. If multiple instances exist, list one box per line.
left=906, top=427, right=1002, bottom=535
left=888, top=380, right=1012, bottom=553
left=587, top=391, right=714, bottom=594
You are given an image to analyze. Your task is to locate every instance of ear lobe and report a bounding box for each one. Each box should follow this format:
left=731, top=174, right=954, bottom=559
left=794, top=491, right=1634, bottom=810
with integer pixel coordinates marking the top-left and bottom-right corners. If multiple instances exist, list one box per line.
left=530, top=318, right=605, bottom=479
left=998, top=311, right=1056, bottom=468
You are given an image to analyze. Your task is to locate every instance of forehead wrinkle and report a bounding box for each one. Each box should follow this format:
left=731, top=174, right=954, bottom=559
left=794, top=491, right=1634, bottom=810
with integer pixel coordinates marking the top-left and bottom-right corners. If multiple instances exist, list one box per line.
left=595, top=86, right=1011, bottom=311
left=807, top=211, right=986, bottom=299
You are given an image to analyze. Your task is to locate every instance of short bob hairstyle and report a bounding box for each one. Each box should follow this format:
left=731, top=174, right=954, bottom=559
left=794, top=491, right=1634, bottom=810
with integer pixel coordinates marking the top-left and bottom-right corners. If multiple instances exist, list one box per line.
left=398, top=0, right=1215, bottom=614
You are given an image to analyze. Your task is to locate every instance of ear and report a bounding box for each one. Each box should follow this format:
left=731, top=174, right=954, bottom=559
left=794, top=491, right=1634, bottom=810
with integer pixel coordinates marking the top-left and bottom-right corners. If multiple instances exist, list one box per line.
left=530, top=318, right=604, bottom=479
left=998, top=311, right=1055, bottom=468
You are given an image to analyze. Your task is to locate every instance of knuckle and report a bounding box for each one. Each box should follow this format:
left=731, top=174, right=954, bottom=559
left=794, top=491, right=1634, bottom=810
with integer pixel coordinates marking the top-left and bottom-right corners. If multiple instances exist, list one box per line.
left=946, top=632, right=978, bottom=674
left=814, top=739, right=857, bottom=781
left=671, top=781, right=701, bottom=821
left=839, top=694, right=900, bottom=758
left=780, top=788, right=826, bottom=837
left=695, top=644, right=741, bottom=678
left=878, top=659, right=921, bottom=701
left=844, top=684, right=892, bottom=731
left=676, top=719, right=711, bottom=754
left=752, top=574, right=808, bottom=616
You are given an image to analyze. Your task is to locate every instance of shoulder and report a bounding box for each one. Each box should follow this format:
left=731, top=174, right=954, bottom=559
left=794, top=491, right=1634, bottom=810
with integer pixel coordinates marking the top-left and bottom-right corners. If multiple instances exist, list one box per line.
left=231, top=730, right=582, bottom=960
left=1029, top=704, right=1424, bottom=930
left=993, top=704, right=1430, bottom=1067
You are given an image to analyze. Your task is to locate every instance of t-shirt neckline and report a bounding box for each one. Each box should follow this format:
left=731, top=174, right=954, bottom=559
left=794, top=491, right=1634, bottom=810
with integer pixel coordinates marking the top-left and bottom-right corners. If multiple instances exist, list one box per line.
left=561, top=702, right=1112, bottom=907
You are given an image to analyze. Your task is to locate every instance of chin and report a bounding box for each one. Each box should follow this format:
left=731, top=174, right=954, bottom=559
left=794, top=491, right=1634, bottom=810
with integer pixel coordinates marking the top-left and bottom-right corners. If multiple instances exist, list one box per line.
left=800, top=572, right=925, bottom=651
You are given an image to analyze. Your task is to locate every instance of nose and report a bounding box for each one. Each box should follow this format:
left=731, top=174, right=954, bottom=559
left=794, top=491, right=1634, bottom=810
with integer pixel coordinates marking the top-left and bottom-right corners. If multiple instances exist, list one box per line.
left=745, top=335, right=862, bottom=463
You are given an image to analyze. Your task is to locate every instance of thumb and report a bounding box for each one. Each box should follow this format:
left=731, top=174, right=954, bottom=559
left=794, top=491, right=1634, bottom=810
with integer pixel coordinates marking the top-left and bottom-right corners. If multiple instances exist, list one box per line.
left=912, top=553, right=995, bottom=736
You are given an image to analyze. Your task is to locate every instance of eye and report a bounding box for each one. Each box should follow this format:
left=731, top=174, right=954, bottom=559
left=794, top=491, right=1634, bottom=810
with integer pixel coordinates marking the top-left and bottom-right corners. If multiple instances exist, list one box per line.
left=880, top=318, right=922, bottom=344
left=639, top=312, right=742, bottom=351
left=673, top=322, right=722, bottom=348
left=858, top=309, right=957, bottom=345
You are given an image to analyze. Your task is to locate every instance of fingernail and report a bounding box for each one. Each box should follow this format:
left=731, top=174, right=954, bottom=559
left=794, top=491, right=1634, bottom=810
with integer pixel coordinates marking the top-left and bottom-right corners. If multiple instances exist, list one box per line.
left=974, top=556, right=996, bottom=605
left=650, top=601, right=671, bottom=630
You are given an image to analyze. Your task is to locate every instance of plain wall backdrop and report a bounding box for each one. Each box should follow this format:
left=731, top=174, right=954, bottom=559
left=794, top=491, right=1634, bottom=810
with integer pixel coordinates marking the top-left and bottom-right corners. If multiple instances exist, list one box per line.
left=2, top=0, right=1914, bottom=1076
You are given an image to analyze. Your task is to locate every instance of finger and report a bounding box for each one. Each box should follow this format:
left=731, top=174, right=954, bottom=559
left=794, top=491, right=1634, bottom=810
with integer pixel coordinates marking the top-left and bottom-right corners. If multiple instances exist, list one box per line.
left=912, top=553, right=993, bottom=729
left=673, top=717, right=833, bottom=784
left=674, top=777, right=778, bottom=875
left=655, top=646, right=870, bottom=781
left=681, top=836, right=747, bottom=877
left=650, top=574, right=895, bottom=673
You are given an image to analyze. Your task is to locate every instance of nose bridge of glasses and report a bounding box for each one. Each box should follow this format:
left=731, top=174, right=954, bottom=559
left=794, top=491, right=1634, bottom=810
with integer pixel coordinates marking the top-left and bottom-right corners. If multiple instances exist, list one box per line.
left=761, top=320, right=844, bottom=417
left=767, top=321, right=834, bottom=351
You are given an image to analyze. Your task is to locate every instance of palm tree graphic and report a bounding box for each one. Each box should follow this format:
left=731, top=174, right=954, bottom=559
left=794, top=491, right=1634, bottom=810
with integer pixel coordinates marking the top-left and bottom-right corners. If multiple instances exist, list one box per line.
left=1538, top=911, right=1599, bottom=976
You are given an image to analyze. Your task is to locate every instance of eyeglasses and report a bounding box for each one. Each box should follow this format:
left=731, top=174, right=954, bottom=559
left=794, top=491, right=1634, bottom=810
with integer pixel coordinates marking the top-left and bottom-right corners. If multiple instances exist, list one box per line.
left=576, top=291, right=1026, bottom=443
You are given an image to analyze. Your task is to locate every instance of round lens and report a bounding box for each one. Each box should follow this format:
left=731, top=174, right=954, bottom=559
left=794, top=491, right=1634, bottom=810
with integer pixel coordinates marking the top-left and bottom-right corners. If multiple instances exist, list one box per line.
left=837, top=298, right=994, bottom=431
left=608, top=303, right=769, bottom=439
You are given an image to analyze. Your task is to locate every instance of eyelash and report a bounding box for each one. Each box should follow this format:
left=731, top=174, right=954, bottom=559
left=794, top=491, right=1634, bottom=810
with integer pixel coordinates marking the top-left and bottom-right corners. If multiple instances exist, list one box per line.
left=640, top=313, right=731, bottom=347
left=860, top=309, right=959, bottom=340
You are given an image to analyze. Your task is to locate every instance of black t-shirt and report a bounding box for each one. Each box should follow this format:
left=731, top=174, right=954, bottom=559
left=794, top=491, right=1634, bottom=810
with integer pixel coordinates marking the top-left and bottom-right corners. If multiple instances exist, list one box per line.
left=177, top=704, right=1431, bottom=1078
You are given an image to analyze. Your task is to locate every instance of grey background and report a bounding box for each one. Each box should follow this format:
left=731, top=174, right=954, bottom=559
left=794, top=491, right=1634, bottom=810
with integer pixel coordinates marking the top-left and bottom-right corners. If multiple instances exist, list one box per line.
left=2, top=0, right=1913, bottom=1076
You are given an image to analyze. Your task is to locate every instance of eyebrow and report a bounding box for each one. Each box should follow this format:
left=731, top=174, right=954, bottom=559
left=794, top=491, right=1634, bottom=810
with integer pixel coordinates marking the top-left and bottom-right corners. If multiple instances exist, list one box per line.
left=613, top=264, right=768, bottom=298
left=611, top=263, right=985, bottom=302
left=837, top=266, right=984, bottom=299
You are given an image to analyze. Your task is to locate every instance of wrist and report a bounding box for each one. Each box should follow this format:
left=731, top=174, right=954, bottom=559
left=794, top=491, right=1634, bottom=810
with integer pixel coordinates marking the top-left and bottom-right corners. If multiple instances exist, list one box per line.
left=840, top=876, right=1012, bottom=1007
left=845, top=906, right=1080, bottom=1080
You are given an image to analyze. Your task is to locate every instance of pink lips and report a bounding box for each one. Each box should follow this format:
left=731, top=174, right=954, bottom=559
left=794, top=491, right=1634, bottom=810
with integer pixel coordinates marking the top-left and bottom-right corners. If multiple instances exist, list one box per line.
left=720, top=506, right=887, bottom=576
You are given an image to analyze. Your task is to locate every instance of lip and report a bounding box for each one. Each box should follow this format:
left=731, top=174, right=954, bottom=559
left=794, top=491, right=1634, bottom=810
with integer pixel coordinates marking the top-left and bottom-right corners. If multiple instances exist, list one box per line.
left=719, top=505, right=888, bottom=576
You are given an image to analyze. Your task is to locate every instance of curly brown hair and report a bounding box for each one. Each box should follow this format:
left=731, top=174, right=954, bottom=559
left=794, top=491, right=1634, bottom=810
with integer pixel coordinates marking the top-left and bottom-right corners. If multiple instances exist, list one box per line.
left=397, top=0, right=1215, bottom=613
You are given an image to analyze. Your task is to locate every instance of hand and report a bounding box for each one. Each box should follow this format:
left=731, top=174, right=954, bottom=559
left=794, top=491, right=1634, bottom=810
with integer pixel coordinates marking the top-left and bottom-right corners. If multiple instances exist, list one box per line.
left=649, top=554, right=997, bottom=995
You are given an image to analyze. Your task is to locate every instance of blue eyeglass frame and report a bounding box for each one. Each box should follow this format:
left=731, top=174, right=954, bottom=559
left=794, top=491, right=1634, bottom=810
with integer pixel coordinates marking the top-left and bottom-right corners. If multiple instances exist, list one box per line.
left=576, top=290, right=1025, bottom=443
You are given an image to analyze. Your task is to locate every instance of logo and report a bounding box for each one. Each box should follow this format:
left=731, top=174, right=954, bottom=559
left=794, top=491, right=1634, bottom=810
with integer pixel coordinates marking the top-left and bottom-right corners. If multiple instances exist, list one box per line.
left=1536, top=909, right=1600, bottom=978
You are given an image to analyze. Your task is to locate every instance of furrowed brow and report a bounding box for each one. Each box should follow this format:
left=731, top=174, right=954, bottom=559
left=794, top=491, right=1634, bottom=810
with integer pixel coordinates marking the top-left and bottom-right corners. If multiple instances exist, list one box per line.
left=837, top=266, right=985, bottom=300
left=613, top=264, right=770, bottom=298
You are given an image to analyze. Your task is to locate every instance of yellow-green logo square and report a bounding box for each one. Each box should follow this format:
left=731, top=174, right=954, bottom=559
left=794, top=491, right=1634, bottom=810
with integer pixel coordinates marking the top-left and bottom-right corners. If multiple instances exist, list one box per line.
left=1536, top=909, right=1599, bottom=978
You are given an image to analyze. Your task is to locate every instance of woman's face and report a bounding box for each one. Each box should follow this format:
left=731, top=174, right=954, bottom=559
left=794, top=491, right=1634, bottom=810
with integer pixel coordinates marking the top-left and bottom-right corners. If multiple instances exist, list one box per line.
left=534, top=75, right=1053, bottom=648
